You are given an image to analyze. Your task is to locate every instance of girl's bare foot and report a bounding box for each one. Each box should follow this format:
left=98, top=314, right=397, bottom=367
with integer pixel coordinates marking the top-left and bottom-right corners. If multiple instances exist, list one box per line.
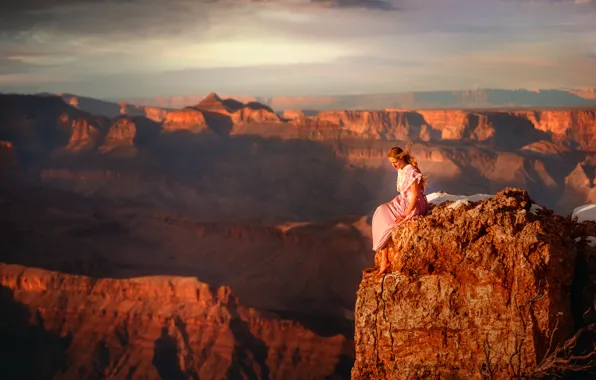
left=378, top=261, right=390, bottom=275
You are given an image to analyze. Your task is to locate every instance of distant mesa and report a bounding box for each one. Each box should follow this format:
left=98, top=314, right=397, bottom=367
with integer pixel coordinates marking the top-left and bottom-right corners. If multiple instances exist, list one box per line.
left=124, top=88, right=596, bottom=111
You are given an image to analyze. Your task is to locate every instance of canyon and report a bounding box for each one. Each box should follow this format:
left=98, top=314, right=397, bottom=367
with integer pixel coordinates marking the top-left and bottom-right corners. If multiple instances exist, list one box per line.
left=52, top=92, right=596, bottom=214
left=1, top=91, right=596, bottom=378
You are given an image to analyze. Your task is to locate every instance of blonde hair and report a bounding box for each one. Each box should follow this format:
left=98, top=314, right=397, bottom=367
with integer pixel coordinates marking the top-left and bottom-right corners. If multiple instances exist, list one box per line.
left=388, top=146, right=428, bottom=189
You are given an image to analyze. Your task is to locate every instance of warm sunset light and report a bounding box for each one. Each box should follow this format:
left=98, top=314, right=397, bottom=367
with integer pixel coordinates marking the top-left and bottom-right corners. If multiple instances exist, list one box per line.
left=1, top=1, right=596, bottom=379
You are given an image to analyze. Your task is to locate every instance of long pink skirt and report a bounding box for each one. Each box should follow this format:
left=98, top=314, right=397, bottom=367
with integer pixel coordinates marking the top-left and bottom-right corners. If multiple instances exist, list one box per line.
left=372, top=193, right=429, bottom=250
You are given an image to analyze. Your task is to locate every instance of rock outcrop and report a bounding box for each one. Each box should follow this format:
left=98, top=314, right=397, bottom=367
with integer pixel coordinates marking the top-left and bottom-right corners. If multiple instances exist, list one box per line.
left=558, top=163, right=596, bottom=212
left=161, top=108, right=210, bottom=134
left=520, top=110, right=596, bottom=150
left=231, top=102, right=282, bottom=124
left=352, top=188, right=588, bottom=379
left=282, top=110, right=305, bottom=121
left=99, top=117, right=138, bottom=154
left=0, top=263, right=351, bottom=379
left=195, top=92, right=233, bottom=114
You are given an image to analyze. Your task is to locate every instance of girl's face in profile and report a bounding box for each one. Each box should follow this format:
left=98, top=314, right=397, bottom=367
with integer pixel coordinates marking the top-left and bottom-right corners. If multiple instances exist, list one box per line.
left=388, top=157, right=402, bottom=170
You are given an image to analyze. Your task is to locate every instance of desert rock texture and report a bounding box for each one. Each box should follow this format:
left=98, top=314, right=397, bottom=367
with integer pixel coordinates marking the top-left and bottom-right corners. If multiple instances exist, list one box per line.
left=0, top=263, right=351, bottom=379
left=352, top=189, right=596, bottom=379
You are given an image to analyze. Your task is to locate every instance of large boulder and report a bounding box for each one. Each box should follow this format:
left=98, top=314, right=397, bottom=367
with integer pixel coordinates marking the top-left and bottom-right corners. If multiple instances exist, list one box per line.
left=352, top=188, right=582, bottom=379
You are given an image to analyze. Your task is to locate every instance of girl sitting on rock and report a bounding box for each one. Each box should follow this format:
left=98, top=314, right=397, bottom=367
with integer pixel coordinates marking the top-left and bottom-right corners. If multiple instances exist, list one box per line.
left=372, top=146, right=429, bottom=274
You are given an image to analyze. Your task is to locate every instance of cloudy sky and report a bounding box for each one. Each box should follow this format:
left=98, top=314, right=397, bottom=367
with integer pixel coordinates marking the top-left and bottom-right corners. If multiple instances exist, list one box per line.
left=0, top=0, right=595, bottom=99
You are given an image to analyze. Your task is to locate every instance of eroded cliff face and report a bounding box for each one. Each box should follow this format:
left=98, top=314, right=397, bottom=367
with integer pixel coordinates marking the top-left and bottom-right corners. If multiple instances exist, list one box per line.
left=231, top=104, right=282, bottom=124
left=352, top=189, right=585, bottom=379
left=521, top=110, right=596, bottom=150
left=316, top=110, right=414, bottom=140
left=99, top=117, right=137, bottom=154
left=558, top=162, right=596, bottom=212
left=309, top=109, right=595, bottom=150
left=0, top=263, right=351, bottom=379
left=161, top=108, right=210, bottom=133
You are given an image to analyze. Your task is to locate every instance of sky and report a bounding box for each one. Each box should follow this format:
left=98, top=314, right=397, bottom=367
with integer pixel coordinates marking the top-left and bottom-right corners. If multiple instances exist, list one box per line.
left=0, top=0, right=595, bottom=99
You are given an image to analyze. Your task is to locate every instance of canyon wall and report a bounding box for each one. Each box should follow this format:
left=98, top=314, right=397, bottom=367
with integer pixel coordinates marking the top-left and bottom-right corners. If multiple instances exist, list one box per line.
left=0, top=263, right=351, bottom=379
left=2, top=93, right=595, bottom=214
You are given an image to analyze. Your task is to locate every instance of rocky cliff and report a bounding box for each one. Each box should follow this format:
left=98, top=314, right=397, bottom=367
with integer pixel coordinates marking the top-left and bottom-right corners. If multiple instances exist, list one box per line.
left=311, top=109, right=595, bottom=150
left=98, top=117, right=139, bottom=154
left=2, top=93, right=595, bottom=214
left=352, top=189, right=595, bottom=379
left=231, top=103, right=282, bottom=124
left=195, top=92, right=233, bottom=114
left=0, top=263, right=351, bottom=379
left=161, top=108, right=210, bottom=134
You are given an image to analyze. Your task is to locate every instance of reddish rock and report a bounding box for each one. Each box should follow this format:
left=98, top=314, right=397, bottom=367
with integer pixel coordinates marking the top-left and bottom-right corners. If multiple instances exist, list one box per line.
left=521, top=110, right=596, bottom=150
left=143, top=106, right=169, bottom=123
left=416, top=110, right=470, bottom=140
left=282, top=110, right=305, bottom=121
left=161, top=109, right=210, bottom=134
left=0, top=263, right=351, bottom=379
left=558, top=163, right=596, bottom=212
left=61, top=115, right=106, bottom=152
left=99, top=117, right=138, bottom=154
left=195, top=92, right=232, bottom=114
left=353, top=188, right=579, bottom=379
left=231, top=103, right=282, bottom=124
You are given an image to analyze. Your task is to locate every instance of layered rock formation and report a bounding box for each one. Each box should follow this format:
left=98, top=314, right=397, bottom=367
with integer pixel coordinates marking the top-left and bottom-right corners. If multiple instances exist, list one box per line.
left=558, top=162, right=596, bottom=212
left=309, top=109, right=594, bottom=150
left=231, top=102, right=282, bottom=124
left=63, top=117, right=105, bottom=152
left=161, top=108, right=210, bottom=134
left=520, top=110, right=596, bottom=150
left=352, top=189, right=592, bottom=379
left=0, top=263, right=351, bottom=379
left=195, top=92, right=233, bottom=114
left=282, top=110, right=305, bottom=121
left=99, top=117, right=138, bottom=154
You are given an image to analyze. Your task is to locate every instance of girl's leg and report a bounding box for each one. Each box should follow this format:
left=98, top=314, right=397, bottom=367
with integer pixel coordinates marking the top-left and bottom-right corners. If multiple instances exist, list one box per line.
left=378, top=247, right=390, bottom=274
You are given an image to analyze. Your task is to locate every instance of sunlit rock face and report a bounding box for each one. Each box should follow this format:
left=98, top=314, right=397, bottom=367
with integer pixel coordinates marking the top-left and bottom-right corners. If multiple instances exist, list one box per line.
left=0, top=263, right=352, bottom=379
left=352, top=189, right=593, bottom=379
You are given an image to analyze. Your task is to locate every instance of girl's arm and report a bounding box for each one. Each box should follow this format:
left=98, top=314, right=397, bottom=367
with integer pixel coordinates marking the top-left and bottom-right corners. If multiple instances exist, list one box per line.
left=405, top=180, right=419, bottom=216
left=395, top=180, right=419, bottom=223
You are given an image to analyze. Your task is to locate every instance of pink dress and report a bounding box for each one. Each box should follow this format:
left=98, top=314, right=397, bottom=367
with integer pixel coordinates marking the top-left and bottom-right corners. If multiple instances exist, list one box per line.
left=372, top=164, right=429, bottom=250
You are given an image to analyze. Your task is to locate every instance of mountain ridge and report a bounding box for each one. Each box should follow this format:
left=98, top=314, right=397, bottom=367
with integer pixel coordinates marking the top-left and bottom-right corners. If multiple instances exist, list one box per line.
left=118, top=88, right=596, bottom=111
